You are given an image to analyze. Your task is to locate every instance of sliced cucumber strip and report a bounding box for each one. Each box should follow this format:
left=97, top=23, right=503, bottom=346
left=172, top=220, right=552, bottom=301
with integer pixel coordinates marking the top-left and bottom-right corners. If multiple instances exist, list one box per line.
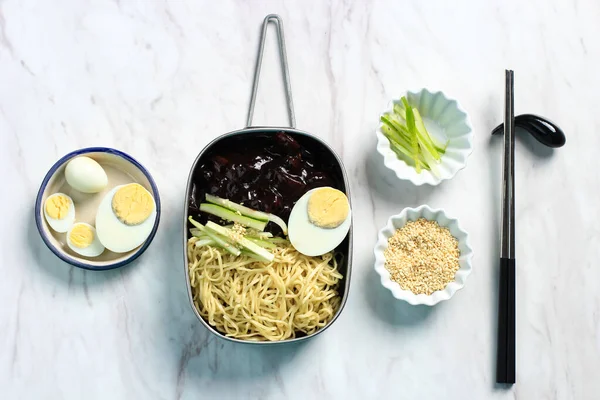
left=188, top=217, right=241, bottom=256
left=200, top=203, right=267, bottom=231
left=205, top=221, right=274, bottom=262
left=246, top=237, right=277, bottom=249
left=205, top=194, right=288, bottom=234
left=205, top=194, right=269, bottom=221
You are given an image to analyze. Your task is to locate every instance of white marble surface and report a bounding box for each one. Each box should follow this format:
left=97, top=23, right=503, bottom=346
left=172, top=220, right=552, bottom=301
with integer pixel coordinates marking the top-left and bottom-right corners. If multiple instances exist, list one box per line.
left=1, top=0, right=598, bottom=399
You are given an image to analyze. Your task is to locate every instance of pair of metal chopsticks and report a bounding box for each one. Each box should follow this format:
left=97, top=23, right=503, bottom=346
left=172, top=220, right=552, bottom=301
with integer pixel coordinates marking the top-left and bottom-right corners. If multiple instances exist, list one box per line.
left=497, top=70, right=516, bottom=384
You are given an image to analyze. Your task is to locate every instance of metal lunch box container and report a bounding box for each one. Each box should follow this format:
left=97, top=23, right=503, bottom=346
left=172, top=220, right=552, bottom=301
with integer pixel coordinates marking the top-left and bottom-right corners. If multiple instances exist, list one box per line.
left=183, top=15, right=352, bottom=344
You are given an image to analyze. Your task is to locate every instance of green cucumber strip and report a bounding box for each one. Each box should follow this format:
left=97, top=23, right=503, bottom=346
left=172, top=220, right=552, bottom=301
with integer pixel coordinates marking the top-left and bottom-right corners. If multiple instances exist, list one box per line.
left=402, top=97, right=421, bottom=173
left=425, top=124, right=448, bottom=152
left=267, top=237, right=289, bottom=244
left=190, top=229, right=211, bottom=240
left=205, top=194, right=287, bottom=235
left=395, top=103, right=447, bottom=155
left=392, top=146, right=431, bottom=171
left=393, top=103, right=407, bottom=120
left=200, top=203, right=267, bottom=231
left=432, top=139, right=448, bottom=153
left=413, top=109, right=441, bottom=161
left=246, top=231, right=273, bottom=239
left=382, top=122, right=433, bottom=172
left=415, top=131, right=440, bottom=162
left=381, top=122, right=422, bottom=168
left=205, top=221, right=274, bottom=262
left=190, top=228, right=203, bottom=237
left=413, top=108, right=442, bottom=161
left=188, top=217, right=241, bottom=256
left=382, top=123, right=413, bottom=154
left=205, top=194, right=270, bottom=221
left=386, top=133, right=417, bottom=160
left=420, top=147, right=439, bottom=176
left=409, top=109, right=447, bottom=152
left=380, top=97, right=447, bottom=173
left=194, top=238, right=216, bottom=248
left=381, top=116, right=412, bottom=149
left=246, top=237, right=277, bottom=249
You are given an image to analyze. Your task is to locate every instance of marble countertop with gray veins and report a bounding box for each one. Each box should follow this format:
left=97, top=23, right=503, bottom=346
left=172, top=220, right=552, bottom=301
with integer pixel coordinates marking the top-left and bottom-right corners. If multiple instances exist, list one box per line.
left=1, top=0, right=598, bottom=399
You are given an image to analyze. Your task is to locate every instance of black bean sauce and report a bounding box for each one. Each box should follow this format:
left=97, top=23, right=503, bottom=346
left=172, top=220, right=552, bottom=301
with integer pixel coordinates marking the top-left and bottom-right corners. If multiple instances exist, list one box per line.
left=189, top=132, right=344, bottom=235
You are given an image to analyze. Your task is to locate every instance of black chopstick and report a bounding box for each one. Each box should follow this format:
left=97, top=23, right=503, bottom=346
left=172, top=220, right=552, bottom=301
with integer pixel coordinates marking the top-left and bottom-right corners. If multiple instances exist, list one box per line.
left=496, top=70, right=516, bottom=384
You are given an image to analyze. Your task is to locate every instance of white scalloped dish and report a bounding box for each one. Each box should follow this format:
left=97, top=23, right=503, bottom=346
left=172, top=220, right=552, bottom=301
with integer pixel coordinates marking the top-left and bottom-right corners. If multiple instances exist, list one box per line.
left=374, top=205, right=473, bottom=306
left=376, top=89, right=473, bottom=186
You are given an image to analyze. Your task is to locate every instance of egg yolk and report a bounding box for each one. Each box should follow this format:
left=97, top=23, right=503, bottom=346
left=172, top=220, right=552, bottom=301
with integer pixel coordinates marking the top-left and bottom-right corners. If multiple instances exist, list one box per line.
left=111, top=183, right=154, bottom=226
left=307, top=187, right=349, bottom=229
left=69, top=224, right=94, bottom=248
left=45, top=195, right=71, bottom=219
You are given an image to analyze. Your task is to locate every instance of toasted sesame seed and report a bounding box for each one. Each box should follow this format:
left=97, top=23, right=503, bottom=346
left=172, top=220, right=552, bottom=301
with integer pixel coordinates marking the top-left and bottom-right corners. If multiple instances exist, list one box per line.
left=383, top=218, right=460, bottom=295
left=230, top=223, right=246, bottom=242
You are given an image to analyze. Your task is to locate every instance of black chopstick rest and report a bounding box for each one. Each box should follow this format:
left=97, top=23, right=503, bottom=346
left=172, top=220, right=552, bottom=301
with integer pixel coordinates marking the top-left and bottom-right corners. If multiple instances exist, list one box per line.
left=496, top=257, right=516, bottom=384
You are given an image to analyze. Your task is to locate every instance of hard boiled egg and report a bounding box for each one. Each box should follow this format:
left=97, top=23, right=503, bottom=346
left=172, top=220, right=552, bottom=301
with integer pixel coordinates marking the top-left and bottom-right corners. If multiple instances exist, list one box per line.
left=65, top=156, right=108, bottom=193
left=95, top=183, right=157, bottom=253
left=288, top=187, right=351, bottom=256
left=66, top=222, right=105, bottom=257
left=43, top=193, right=75, bottom=233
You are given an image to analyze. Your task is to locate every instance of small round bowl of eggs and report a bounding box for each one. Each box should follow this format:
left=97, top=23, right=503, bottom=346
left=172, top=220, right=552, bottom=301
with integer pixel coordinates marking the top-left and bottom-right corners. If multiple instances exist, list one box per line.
left=35, top=147, right=161, bottom=270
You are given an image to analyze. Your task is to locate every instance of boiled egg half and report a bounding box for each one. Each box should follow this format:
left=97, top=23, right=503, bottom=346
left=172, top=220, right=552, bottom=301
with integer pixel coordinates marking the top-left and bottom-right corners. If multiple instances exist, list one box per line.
left=288, top=187, right=351, bottom=256
left=44, top=193, right=76, bottom=233
left=66, top=222, right=105, bottom=257
left=96, top=183, right=157, bottom=253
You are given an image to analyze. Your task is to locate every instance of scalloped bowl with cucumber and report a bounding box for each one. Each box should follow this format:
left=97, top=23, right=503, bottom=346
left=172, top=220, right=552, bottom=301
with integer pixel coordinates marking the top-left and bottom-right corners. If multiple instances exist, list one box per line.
left=375, top=89, right=474, bottom=186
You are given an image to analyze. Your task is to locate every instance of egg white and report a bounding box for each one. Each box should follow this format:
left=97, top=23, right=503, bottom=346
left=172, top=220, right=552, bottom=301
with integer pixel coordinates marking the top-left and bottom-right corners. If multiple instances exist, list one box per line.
left=66, top=222, right=105, bottom=257
left=43, top=193, right=76, bottom=233
left=95, top=184, right=157, bottom=253
left=288, top=188, right=351, bottom=256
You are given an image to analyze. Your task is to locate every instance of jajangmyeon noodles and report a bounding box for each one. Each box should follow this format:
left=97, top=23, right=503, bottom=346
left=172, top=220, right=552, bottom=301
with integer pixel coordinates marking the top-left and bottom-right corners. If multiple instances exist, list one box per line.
left=187, top=237, right=343, bottom=341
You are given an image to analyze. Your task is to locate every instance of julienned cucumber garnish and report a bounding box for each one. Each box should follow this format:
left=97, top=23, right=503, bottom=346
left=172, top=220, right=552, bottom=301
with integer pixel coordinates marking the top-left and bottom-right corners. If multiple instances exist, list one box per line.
left=380, top=96, right=448, bottom=174
left=190, top=195, right=292, bottom=261
left=188, top=217, right=241, bottom=256
left=199, top=203, right=267, bottom=231
left=204, top=194, right=288, bottom=234
left=205, top=221, right=274, bottom=262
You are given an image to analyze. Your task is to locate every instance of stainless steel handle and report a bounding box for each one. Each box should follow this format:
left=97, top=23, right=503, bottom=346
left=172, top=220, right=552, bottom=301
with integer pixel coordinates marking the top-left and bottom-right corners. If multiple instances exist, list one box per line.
left=246, top=14, right=296, bottom=128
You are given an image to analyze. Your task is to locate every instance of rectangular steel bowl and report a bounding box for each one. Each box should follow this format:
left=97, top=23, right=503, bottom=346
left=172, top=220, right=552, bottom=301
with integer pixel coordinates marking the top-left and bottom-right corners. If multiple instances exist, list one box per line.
left=183, top=127, right=353, bottom=344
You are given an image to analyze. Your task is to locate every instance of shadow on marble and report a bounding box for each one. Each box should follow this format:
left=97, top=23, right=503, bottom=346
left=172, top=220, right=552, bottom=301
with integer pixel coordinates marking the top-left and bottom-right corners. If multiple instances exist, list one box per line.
left=25, top=208, right=125, bottom=285
left=365, top=143, right=435, bottom=207
left=493, top=382, right=515, bottom=391
left=185, top=338, right=306, bottom=381
left=362, top=260, right=435, bottom=326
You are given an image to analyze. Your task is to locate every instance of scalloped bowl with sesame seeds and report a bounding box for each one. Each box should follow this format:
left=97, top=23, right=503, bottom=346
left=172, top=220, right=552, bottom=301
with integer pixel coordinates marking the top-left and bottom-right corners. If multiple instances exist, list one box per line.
left=374, top=205, right=473, bottom=306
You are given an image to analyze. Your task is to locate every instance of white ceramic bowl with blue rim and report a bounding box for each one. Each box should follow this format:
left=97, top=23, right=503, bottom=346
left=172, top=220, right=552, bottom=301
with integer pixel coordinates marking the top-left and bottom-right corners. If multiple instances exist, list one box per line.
left=374, top=205, right=473, bottom=306
left=35, top=147, right=161, bottom=270
left=375, top=88, right=474, bottom=186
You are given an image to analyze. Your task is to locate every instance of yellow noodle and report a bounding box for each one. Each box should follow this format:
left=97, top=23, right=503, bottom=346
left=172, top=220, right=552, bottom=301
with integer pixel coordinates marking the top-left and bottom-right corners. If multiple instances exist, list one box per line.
left=187, top=238, right=343, bottom=341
